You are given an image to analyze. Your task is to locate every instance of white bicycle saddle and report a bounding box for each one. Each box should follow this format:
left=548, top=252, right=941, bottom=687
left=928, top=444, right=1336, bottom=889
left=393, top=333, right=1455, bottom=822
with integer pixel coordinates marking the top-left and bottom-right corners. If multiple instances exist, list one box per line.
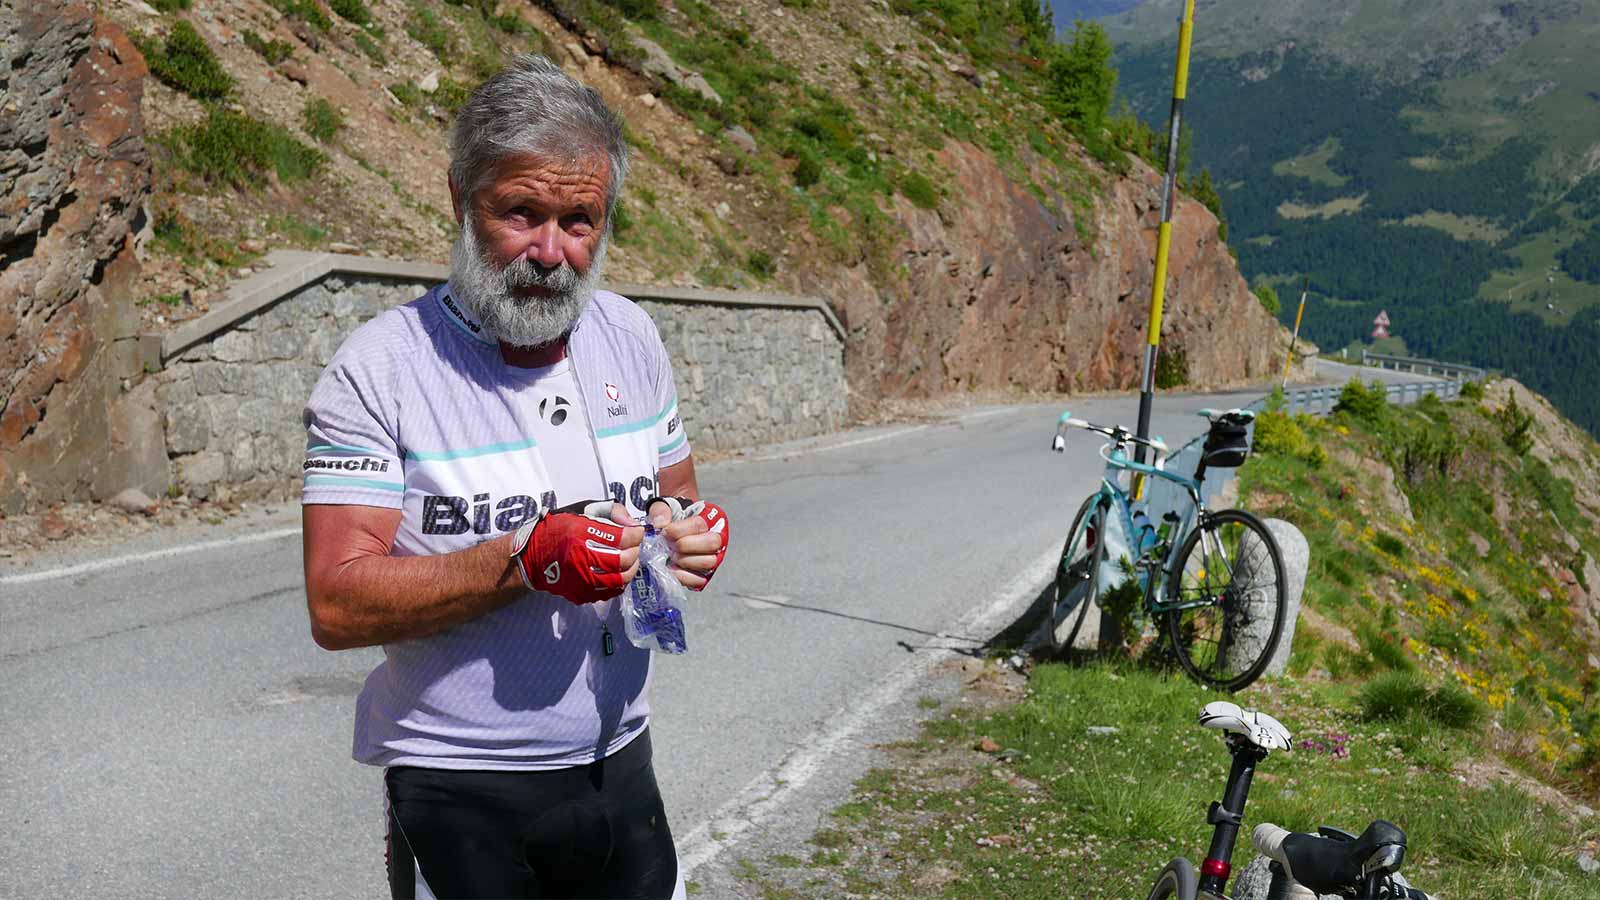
left=1198, top=701, right=1292, bottom=751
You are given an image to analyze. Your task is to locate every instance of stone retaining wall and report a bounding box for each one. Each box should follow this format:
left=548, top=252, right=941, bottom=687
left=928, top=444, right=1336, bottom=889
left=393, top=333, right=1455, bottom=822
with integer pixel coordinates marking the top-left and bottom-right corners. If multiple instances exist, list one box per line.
left=157, top=253, right=847, bottom=502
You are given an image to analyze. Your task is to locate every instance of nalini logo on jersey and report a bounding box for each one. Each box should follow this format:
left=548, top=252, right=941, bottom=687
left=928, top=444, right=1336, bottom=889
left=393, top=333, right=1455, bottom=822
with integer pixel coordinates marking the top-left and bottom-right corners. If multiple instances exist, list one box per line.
left=304, top=456, right=390, bottom=473
left=605, top=383, right=621, bottom=401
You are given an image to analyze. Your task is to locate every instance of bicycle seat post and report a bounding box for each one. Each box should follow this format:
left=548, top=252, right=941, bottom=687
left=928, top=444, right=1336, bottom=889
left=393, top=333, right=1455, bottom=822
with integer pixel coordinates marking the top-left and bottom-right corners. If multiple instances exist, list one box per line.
left=1197, top=734, right=1270, bottom=896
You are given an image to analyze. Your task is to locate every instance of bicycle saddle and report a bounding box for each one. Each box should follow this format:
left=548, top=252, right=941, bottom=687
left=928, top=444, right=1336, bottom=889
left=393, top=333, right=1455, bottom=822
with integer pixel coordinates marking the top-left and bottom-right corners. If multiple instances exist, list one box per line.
left=1253, top=820, right=1408, bottom=895
left=1196, top=407, right=1257, bottom=423
left=1198, top=701, right=1292, bottom=750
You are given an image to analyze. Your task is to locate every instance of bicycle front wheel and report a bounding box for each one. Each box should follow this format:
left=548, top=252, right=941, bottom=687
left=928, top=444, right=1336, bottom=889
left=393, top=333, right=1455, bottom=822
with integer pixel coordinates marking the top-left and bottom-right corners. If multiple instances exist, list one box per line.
left=1049, top=495, right=1108, bottom=653
left=1164, top=509, right=1287, bottom=691
left=1144, top=858, right=1199, bottom=900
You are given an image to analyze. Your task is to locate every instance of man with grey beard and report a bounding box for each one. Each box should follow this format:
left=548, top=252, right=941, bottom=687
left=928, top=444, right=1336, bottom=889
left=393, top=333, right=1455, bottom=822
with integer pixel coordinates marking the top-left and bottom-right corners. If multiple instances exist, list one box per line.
left=299, top=55, right=728, bottom=899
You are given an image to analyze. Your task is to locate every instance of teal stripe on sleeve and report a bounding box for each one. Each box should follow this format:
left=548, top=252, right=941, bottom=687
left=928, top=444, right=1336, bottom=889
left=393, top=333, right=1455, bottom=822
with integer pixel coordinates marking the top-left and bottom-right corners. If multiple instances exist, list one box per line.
left=405, top=437, right=539, bottom=461
left=304, top=475, right=405, bottom=492
left=308, top=443, right=387, bottom=455
left=596, top=395, right=677, bottom=439
left=657, top=432, right=687, bottom=456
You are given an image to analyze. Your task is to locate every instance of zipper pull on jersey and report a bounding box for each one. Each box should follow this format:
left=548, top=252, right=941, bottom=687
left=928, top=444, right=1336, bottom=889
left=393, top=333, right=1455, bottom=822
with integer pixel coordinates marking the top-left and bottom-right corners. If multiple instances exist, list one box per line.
left=602, top=623, right=615, bottom=657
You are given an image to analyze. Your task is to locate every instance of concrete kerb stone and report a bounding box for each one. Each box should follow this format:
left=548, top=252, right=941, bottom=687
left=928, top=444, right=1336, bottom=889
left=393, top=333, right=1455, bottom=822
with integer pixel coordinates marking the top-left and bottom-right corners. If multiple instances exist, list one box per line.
left=1229, top=517, right=1309, bottom=680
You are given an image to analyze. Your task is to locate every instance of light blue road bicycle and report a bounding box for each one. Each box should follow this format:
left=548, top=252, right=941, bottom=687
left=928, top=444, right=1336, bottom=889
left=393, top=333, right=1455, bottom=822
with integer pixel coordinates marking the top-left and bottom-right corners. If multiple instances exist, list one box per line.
left=1048, top=409, right=1287, bottom=691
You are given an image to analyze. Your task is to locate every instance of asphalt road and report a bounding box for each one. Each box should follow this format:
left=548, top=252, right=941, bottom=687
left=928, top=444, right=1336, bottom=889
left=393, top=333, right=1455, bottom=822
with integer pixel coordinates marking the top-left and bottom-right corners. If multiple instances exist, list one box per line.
left=0, top=360, right=1438, bottom=899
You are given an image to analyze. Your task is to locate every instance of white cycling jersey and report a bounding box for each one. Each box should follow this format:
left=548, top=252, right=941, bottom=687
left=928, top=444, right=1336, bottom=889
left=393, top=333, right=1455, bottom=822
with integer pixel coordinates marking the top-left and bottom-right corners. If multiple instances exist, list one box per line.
left=302, top=282, right=690, bottom=770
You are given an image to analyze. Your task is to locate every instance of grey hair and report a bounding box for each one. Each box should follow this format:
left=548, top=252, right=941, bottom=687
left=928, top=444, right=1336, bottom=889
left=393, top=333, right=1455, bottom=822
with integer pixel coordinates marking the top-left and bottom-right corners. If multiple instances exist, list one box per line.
left=448, top=54, right=630, bottom=224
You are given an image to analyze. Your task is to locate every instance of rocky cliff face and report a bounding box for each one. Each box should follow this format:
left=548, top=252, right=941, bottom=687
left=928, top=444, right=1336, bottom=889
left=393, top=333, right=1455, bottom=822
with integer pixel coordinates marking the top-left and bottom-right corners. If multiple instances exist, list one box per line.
left=0, top=1, right=157, bottom=512
left=821, top=141, right=1279, bottom=400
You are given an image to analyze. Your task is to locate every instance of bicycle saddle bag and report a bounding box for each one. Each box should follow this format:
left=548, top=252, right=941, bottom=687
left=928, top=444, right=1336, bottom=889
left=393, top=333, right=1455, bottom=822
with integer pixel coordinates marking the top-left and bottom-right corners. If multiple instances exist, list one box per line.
left=1202, top=417, right=1252, bottom=468
left=1278, top=819, right=1407, bottom=894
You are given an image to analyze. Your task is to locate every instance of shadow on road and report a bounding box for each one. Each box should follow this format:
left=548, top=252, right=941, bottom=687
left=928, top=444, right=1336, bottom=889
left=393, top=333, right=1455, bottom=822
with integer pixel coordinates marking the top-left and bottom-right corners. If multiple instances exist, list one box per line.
left=725, top=591, right=991, bottom=655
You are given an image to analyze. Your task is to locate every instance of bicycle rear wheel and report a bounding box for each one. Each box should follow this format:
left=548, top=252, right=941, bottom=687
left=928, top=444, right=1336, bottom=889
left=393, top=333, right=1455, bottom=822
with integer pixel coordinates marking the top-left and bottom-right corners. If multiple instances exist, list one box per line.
left=1145, top=858, right=1199, bottom=900
left=1049, top=495, right=1107, bottom=653
left=1164, top=508, right=1287, bottom=691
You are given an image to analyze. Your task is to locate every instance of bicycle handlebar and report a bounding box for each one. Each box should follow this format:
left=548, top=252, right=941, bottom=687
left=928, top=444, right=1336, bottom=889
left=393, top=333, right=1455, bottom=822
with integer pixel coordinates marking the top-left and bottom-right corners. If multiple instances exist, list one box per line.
left=1052, top=413, right=1169, bottom=457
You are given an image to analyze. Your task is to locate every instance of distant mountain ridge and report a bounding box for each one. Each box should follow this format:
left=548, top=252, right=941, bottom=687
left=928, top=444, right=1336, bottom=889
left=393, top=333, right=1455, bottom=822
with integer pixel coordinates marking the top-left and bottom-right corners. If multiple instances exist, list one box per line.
left=1071, top=0, right=1600, bottom=435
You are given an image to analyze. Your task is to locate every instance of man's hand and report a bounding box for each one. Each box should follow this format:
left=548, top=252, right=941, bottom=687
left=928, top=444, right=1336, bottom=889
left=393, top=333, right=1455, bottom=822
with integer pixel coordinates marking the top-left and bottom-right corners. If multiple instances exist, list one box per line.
left=511, top=500, right=643, bottom=604
left=644, top=497, right=729, bottom=591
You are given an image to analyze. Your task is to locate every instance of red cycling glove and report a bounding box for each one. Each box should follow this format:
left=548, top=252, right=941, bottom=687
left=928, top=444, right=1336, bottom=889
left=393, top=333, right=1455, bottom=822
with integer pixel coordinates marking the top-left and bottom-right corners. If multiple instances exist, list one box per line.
left=644, top=496, right=730, bottom=591
left=509, top=500, right=631, bottom=604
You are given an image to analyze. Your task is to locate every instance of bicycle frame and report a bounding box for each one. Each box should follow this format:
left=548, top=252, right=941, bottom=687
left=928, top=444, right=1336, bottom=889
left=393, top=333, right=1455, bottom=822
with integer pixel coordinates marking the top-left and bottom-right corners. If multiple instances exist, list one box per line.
left=1090, top=444, right=1221, bottom=617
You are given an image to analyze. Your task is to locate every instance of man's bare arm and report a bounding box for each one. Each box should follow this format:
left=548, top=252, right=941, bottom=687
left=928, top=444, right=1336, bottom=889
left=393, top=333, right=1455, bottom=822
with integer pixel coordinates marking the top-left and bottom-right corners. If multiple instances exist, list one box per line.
left=303, top=504, right=526, bottom=651
left=657, top=455, right=699, bottom=501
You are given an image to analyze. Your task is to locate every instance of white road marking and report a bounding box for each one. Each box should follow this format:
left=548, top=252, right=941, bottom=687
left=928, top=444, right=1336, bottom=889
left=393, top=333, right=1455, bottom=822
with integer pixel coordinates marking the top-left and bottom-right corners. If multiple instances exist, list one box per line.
left=739, top=424, right=931, bottom=463
left=676, top=542, right=1059, bottom=877
left=0, top=526, right=303, bottom=586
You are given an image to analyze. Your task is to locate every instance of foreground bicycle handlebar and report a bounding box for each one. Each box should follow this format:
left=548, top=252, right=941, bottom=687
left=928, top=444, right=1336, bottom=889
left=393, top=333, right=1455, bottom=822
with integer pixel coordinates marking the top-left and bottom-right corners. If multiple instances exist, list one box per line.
left=1252, top=822, right=1431, bottom=899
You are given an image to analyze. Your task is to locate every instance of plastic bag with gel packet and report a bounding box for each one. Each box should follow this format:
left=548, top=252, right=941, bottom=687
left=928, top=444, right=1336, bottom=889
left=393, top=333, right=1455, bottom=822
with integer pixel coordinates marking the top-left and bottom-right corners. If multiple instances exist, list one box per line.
left=620, top=524, right=688, bottom=654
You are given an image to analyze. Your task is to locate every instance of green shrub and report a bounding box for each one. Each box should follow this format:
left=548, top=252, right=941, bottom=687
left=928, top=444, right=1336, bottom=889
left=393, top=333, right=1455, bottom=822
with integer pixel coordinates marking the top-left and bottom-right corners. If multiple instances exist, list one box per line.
left=1154, top=344, right=1189, bottom=389
left=1399, top=424, right=1459, bottom=485
left=302, top=97, right=344, bottom=143
left=792, top=153, right=822, bottom=188
left=407, top=4, right=456, bottom=58
left=606, top=201, right=633, bottom=242
left=602, top=0, right=661, bottom=17
left=162, top=108, right=325, bottom=187
left=329, top=0, right=371, bottom=25
left=1252, top=409, right=1328, bottom=468
left=899, top=171, right=940, bottom=210
left=389, top=80, right=425, bottom=108
left=1427, top=681, right=1485, bottom=730
left=1372, top=530, right=1408, bottom=559
left=136, top=20, right=233, bottom=99
left=490, top=12, right=529, bottom=33
left=352, top=28, right=385, bottom=62
left=432, top=77, right=474, bottom=116
left=1357, top=622, right=1415, bottom=672
left=1334, top=378, right=1389, bottom=424
left=242, top=29, right=294, bottom=64
left=149, top=0, right=192, bottom=11
left=1253, top=282, right=1281, bottom=316
left=746, top=250, right=775, bottom=279
left=1459, top=379, right=1485, bottom=401
left=267, top=0, right=332, bottom=30
left=1359, top=671, right=1431, bottom=721
left=1495, top=389, right=1534, bottom=456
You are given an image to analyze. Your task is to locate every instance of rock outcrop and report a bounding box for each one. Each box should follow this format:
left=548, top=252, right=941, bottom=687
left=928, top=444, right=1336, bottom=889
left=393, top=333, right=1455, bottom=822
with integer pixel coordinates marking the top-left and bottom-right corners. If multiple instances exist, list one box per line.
left=818, top=141, right=1282, bottom=401
left=0, top=1, right=157, bottom=512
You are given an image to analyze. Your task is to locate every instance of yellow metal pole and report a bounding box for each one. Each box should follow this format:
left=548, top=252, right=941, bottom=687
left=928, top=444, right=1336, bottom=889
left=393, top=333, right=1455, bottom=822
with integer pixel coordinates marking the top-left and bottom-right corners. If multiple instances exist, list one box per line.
left=1281, top=278, right=1309, bottom=389
left=1133, top=0, right=1197, bottom=500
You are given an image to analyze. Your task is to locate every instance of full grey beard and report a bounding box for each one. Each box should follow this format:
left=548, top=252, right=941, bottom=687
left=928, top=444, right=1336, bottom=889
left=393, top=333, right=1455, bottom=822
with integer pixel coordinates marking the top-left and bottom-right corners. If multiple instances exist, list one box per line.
left=448, top=219, right=606, bottom=349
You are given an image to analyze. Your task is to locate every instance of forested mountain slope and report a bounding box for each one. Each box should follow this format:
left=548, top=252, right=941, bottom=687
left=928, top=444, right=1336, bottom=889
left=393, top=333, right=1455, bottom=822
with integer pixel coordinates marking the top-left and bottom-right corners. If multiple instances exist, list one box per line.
left=1067, top=0, right=1600, bottom=436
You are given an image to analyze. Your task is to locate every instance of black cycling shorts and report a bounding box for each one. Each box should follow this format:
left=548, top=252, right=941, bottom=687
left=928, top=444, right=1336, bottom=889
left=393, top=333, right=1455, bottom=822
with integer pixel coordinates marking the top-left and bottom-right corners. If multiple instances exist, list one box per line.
left=384, top=729, right=680, bottom=899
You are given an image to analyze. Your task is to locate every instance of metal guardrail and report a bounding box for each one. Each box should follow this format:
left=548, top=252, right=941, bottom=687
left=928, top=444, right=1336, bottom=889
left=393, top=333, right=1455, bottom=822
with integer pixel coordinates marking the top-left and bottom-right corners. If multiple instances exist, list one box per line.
left=1140, top=373, right=1471, bottom=525
left=1358, top=350, right=1486, bottom=382
left=1277, top=378, right=1464, bottom=416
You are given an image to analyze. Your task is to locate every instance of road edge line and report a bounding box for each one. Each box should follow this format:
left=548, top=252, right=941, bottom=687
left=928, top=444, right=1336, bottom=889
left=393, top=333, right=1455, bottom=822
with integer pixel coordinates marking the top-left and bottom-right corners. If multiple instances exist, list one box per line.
left=0, top=526, right=303, bottom=586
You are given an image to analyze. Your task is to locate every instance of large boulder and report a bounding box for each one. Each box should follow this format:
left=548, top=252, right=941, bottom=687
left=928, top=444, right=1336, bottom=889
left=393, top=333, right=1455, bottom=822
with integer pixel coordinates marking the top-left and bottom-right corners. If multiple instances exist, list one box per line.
left=0, top=1, right=161, bottom=511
